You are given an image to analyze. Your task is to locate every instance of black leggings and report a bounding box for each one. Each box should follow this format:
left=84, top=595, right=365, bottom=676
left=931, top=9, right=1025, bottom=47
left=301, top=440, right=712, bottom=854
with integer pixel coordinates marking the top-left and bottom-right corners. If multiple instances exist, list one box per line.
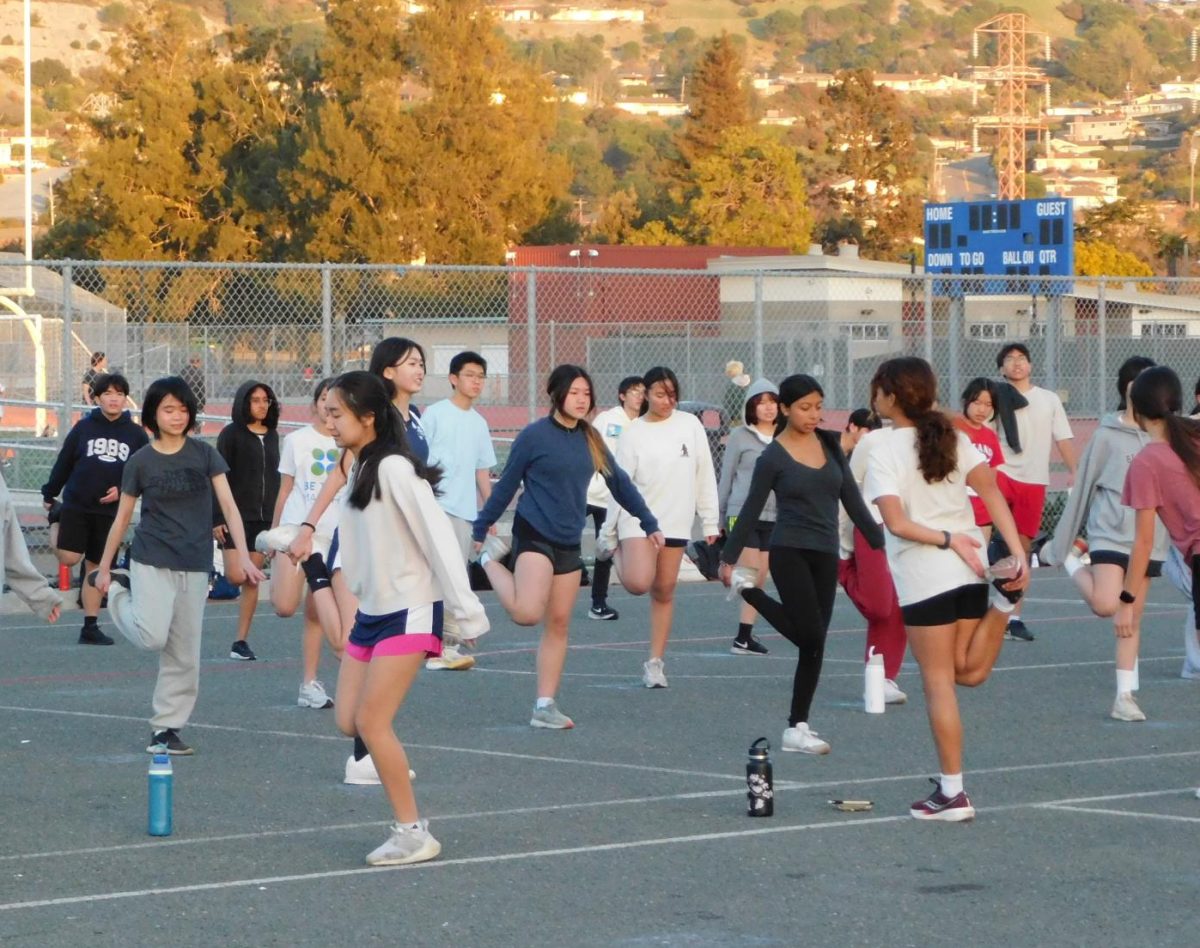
left=741, top=546, right=839, bottom=727
left=588, top=504, right=613, bottom=607
left=1193, top=556, right=1200, bottom=634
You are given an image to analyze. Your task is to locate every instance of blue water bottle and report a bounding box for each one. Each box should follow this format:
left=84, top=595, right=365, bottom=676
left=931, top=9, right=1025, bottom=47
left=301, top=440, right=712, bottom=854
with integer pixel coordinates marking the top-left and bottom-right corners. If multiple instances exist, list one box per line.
left=148, top=752, right=173, bottom=837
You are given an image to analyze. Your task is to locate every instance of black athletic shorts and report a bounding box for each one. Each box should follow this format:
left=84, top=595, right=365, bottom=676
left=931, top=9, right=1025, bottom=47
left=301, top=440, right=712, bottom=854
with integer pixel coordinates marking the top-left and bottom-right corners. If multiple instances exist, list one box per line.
left=220, top=518, right=270, bottom=552
left=902, top=583, right=989, bottom=627
left=1089, top=549, right=1163, bottom=578
left=663, top=538, right=688, bottom=548
left=512, top=514, right=583, bottom=576
left=56, top=507, right=115, bottom=564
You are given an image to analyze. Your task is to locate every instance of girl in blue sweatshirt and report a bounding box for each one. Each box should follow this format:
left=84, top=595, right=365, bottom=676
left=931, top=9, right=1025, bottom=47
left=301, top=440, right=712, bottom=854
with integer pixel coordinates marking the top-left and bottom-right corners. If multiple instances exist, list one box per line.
left=473, top=364, right=662, bottom=729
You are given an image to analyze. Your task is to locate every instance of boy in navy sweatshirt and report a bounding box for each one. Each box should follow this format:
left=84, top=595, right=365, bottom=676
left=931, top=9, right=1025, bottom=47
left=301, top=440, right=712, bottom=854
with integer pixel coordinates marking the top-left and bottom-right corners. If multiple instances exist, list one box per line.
left=42, top=373, right=149, bottom=644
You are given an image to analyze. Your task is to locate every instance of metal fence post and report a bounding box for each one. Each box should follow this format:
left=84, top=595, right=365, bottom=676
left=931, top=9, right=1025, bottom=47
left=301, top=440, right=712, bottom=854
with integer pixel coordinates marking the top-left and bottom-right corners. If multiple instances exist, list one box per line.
left=60, top=263, right=74, bottom=444
left=526, top=268, right=538, bottom=425
left=923, top=276, right=933, bottom=365
left=1097, top=279, right=1107, bottom=417
left=948, top=295, right=962, bottom=404
left=753, top=272, right=764, bottom=379
left=321, top=264, right=333, bottom=376
left=1045, top=293, right=1061, bottom=395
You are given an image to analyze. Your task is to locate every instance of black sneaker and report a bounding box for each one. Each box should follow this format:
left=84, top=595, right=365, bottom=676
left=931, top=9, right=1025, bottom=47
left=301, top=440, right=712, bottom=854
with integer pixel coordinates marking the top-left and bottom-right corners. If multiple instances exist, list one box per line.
left=46, top=500, right=62, bottom=525
left=86, top=568, right=130, bottom=591
left=730, top=636, right=768, bottom=656
left=588, top=604, right=619, bottom=621
left=1028, top=531, right=1051, bottom=566
left=78, top=623, right=114, bottom=646
left=1005, top=618, right=1035, bottom=642
left=147, top=728, right=193, bottom=755
left=579, top=568, right=591, bottom=588
left=230, top=640, right=257, bottom=661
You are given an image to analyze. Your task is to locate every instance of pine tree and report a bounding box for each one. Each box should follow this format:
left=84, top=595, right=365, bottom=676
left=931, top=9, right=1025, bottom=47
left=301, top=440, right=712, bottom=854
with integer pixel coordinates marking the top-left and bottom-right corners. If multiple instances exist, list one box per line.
left=676, top=33, right=752, bottom=170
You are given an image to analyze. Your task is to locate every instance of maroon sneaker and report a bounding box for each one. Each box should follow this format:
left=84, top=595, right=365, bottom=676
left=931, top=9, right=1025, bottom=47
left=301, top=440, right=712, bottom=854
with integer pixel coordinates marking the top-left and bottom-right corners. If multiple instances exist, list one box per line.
left=909, top=779, right=976, bottom=822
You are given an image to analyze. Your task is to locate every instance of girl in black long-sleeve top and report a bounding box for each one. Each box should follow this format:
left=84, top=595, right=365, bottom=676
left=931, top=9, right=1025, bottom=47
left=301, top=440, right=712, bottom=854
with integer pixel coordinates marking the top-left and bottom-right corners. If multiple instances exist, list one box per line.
left=719, top=374, right=884, bottom=755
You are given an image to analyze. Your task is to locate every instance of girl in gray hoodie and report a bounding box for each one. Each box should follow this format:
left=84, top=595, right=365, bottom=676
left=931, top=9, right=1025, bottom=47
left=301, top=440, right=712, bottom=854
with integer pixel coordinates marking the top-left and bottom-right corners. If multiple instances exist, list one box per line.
left=716, top=378, right=779, bottom=655
left=1042, top=356, right=1169, bottom=722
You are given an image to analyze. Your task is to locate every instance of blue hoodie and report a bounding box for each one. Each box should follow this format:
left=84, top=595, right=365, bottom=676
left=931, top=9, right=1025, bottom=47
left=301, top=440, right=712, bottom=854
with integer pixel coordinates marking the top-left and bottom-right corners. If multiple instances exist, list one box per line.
left=42, top=408, right=149, bottom=514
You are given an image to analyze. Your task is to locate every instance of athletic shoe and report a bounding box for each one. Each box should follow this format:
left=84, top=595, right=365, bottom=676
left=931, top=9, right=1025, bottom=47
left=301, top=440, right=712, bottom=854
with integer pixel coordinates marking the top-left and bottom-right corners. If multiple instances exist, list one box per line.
left=479, top=533, right=511, bottom=565
left=730, top=636, right=768, bottom=656
left=642, top=657, right=668, bottom=689
left=344, top=753, right=382, bottom=785
left=366, top=819, right=441, bottom=867
left=147, top=728, right=193, bottom=756
left=884, top=679, right=908, bottom=704
left=1004, top=618, right=1034, bottom=642
left=726, top=566, right=758, bottom=602
left=685, top=539, right=722, bottom=581
left=78, top=623, right=114, bottom=646
left=594, top=532, right=617, bottom=562
left=86, top=568, right=130, bottom=591
left=910, top=779, right=975, bottom=822
left=46, top=501, right=62, bottom=525
left=298, top=679, right=334, bottom=709
left=1111, top=691, right=1146, bottom=722
left=255, top=523, right=300, bottom=556
left=588, top=603, right=619, bottom=621
left=530, top=700, right=574, bottom=729
left=1028, top=530, right=1051, bottom=567
left=230, top=640, right=257, bottom=661
left=988, top=556, right=1024, bottom=605
left=426, top=644, right=476, bottom=671
left=781, top=723, right=830, bottom=755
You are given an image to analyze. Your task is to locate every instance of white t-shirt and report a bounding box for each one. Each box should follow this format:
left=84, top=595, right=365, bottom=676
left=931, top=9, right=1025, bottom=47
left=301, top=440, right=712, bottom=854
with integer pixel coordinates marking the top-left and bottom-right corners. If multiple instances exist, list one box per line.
left=864, top=427, right=986, bottom=606
left=838, top=428, right=887, bottom=558
left=605, top=410, right=720, bottom=541
left=995, top=385, right=1072, bottom=486
left=421, top=398, right=497, bottom=522
left=278, top=425, right=343, bottom=537
left=586, top=405, right=637, bottom=509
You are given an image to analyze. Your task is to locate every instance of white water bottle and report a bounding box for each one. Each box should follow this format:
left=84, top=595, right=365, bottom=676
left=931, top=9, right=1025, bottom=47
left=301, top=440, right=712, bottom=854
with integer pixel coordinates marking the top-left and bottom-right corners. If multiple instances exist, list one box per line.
left=864, top=647, right=886, bottom=714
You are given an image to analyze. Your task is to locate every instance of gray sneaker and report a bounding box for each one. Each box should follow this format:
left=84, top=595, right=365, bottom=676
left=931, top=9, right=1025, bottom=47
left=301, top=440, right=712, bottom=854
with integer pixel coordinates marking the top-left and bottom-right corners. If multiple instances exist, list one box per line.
left=365, top=819, right=441, bottom=866
left=530, top=700, right=575, bottom=729
left=642, top=657, right=668, bottom=689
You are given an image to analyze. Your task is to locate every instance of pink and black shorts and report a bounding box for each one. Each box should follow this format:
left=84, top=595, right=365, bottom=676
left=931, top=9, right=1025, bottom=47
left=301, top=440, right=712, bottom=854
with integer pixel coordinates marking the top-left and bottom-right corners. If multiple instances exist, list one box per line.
left=344, top=602, right=444, bottom=662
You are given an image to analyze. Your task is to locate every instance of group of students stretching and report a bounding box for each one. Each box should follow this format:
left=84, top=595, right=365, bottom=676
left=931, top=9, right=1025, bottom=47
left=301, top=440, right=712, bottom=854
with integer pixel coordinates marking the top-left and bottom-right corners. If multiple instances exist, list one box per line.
left=12, top=337, right=1200, bottom=863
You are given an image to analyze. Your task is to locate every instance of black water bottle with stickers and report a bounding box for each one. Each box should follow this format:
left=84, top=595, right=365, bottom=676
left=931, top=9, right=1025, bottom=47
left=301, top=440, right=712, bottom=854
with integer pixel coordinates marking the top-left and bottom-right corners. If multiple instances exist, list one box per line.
left=746, top=738, right=773, bottom=817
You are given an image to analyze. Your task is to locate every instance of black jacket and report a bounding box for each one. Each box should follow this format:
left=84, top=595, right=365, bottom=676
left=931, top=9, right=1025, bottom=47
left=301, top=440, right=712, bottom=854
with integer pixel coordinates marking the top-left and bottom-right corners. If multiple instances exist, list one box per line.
left=214, top=380, right=280, bottom=525
left=42, top=409, right=150, bottom=514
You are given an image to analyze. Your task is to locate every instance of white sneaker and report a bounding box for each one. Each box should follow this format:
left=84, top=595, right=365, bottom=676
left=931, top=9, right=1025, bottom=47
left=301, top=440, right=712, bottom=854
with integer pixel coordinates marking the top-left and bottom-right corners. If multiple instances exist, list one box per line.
left=366, top=819, right=441, bottom=866
left=1111, top=692, right=1147, bottom=722
left=298, top=679, right=333, bottom=709
left=530, top=700, right=574, bottom=729
left=255, top=523, right=301, bottom=556
left=426, top=643, right=476, bottom=671
left=726, top=566, right=758, bottom=601
left=781, top=723, right=831, bottom=755
left=884, top=679, right=907, bottom=705
left=344, top=753, right=415, bottom=783
left=642, top=657, right=668, bottom=689
left=479, top=533, right=511, bottom=565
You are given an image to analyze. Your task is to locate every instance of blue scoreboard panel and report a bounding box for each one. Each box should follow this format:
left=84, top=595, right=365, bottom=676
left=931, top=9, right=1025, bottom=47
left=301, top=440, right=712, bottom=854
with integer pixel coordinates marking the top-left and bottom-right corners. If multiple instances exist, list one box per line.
left=923, top=198, right=1074, bottom=295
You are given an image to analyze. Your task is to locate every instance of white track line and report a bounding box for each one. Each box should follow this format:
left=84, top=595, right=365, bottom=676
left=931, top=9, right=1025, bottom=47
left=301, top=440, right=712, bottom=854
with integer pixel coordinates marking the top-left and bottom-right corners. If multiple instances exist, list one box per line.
left=3, top=785, right=1196, bottom=913
left=1039, top=805, right=1200, bottom=824
left=0, top=704, right=744, bottom=782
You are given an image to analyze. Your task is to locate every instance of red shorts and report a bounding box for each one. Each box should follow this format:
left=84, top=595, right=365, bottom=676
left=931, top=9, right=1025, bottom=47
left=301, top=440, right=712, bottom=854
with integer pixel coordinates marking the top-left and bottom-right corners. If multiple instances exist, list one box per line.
left=970, top=470, right=1016, bottom=527
left=1005, top=478, right=1046, bottom=538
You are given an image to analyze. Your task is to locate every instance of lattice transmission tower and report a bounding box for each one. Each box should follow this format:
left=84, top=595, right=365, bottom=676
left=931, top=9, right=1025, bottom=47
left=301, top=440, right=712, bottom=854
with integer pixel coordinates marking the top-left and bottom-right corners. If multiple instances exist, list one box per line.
left=971, top=13, right=1052, bottom=200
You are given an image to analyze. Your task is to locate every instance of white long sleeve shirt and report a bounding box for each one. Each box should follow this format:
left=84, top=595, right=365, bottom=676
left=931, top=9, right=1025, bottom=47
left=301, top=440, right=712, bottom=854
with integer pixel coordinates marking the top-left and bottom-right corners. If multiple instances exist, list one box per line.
left=338, top=455, right=488, bottom=639
left=604, top=411, right=720, bottom=541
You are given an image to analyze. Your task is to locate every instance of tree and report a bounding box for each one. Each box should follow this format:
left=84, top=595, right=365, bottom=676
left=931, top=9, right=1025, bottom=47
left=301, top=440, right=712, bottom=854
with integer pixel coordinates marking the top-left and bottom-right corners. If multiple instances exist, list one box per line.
left=817, top=69, right=922, bottom=259
left=1075, top=240, right=1153, bottom=278
left=677, top=126, right=811, bottom=250
left=676, top=33, right=752, bottom=169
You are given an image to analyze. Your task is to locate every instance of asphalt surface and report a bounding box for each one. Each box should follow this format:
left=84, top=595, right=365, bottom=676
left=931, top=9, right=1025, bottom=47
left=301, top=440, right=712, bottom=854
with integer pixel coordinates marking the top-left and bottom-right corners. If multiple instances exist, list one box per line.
left=1, top=567, right=1197, bottom=946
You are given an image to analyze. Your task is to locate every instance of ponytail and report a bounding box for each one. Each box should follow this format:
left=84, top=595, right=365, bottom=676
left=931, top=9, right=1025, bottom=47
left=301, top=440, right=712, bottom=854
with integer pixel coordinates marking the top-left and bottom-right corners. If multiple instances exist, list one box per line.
left=914, top=407, right=959, bottom=483
left=1164, top=414, right=1200, bottom=492
left=581, top=419, right=611, bottom=478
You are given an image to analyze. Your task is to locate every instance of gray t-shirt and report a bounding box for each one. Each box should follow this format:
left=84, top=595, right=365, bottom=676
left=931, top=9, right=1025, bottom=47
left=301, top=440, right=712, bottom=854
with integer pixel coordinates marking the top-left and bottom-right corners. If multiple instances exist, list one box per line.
left=122, top=438, right=229, bottom=571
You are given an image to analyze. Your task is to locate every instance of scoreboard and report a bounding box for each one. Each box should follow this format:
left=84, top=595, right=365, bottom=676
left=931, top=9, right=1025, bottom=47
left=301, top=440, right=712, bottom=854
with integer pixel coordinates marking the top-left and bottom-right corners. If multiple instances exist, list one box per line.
left=923, top=198, right=1074, bottom=295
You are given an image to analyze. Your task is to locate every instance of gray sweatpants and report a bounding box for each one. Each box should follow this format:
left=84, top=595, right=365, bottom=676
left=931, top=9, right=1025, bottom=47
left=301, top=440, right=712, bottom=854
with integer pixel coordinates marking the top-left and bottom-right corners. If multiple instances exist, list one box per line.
left=108, top=561, right=209, bottom=730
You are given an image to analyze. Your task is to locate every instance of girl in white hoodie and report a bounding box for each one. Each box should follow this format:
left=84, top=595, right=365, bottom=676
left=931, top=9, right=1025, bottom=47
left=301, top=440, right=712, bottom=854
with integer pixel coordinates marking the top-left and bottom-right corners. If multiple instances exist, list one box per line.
left=324, top=371, right=488, bottom=867
left=601, top=366, right=720, bottom=689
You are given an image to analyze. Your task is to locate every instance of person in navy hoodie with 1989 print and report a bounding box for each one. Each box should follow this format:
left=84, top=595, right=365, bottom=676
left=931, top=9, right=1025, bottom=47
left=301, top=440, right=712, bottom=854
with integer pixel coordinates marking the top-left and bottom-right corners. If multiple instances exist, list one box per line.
left=42, top=372, right=148, bottom=645
left=213, top=379, right=280, bottom=662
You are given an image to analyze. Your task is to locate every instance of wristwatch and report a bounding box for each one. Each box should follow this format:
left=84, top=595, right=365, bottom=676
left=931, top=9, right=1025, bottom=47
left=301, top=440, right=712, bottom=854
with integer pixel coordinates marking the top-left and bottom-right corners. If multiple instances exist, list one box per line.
left=938, top=530, right=951, bottom=550
left=1119, top=590, right=1136, bottom=604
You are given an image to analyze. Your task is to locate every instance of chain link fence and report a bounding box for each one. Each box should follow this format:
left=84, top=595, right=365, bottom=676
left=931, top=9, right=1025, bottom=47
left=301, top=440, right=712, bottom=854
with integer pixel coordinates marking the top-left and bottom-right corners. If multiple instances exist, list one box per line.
left=2, top=261, right=1199, bottom=489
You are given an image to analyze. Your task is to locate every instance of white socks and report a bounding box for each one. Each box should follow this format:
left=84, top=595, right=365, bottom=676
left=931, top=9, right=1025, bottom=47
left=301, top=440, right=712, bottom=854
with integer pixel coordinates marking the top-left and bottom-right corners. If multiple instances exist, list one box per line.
left=535, top=697, right=554, bottom=709
left=1063, top=553, right=1085, bottom=578
left=479, top=550, right=492, bottom=568
left=1116, top=668, right=1136, bottom=696
left=940, top=773, right=964, bottom=797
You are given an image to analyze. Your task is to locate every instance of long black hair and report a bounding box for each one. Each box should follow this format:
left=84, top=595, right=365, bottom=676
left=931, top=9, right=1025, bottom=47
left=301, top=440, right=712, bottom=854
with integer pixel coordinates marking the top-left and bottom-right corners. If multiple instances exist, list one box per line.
left=872, top=357, right=957, bottom=483
left=368, top=337, right=425, bottom=399
left=639, top=366, right=680, bottom=417
left=330, top=371, right=441, bottom=510
left=1129, top=365, right=1200, bottom=492
left=546, top=364, right=609, bottom=477
left=1116, top=356, right=1156, bottom=410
